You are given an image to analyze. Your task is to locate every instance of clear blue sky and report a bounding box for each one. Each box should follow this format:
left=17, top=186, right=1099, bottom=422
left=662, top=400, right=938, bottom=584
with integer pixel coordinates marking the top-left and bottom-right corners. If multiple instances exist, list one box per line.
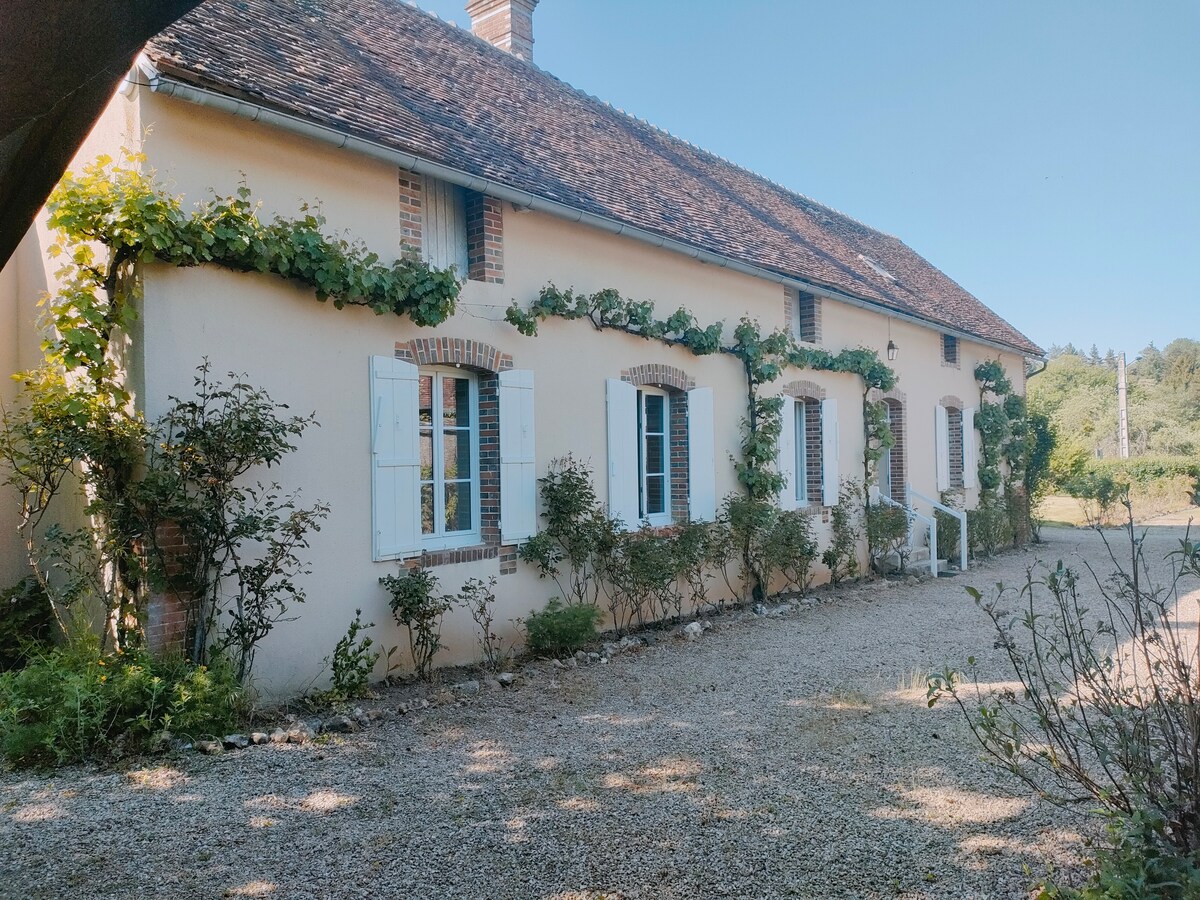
left=418, top=0, right=1198, bottom=356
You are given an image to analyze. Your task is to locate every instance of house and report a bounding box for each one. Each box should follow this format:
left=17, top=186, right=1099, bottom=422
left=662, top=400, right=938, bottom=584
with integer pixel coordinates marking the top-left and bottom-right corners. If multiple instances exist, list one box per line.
left=0, top=0, right=1043, bottom=695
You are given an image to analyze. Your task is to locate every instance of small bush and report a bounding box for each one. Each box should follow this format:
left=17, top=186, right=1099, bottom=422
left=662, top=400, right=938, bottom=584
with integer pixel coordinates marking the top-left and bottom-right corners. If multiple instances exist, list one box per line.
left=931, top=505, right=1200, bottom=895
left=0, top=578, right=55, bottom=671
left=326, top=609, right=379, bottom=699
left=866, top=502, right=909, bottom=573
left=822, top=481, right=860, bottom=584
left=522, top=598, right=600, bottom=657
left=380, top=567, right=451, bottom=680
left=1041, top=813, right=1200, bottom=899
left=0, top=639, right=244, bottom=766
left=458, top=576, right=508, bottom=671
left=764, top=508, right=818, bottom=591
left=967, top=497, right=1014, bottom=557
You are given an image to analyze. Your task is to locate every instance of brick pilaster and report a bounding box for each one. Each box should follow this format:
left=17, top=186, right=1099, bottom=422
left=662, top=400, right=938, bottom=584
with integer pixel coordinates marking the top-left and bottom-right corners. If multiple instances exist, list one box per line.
left=466, top=191, right=505, bottom=283
left=398, top=171, right=424, bottom=254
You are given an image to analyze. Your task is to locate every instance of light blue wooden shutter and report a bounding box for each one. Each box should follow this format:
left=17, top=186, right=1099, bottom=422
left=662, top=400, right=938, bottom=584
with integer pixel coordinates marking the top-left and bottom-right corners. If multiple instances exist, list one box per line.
left=687, top=387, right=717, bottom=522
left=499, top=369, right=537, bottom=543
left=606, top=378, right=639, bottom=528
left=371, top=355, right=421, bottom=560
left=821, top=398, right=839, bottom=507
left=423, top=178, right=468, bottom=275
left=935, top=404, right=951, bottom=492
left=962, top=407, right=977, bottom=489
left=777, top=395, right=797, bottom=511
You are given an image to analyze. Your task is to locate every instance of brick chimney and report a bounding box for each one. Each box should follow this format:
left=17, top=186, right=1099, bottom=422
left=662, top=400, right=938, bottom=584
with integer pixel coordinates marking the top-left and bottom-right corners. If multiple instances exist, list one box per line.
left=465, top=0, right=539, bottom=62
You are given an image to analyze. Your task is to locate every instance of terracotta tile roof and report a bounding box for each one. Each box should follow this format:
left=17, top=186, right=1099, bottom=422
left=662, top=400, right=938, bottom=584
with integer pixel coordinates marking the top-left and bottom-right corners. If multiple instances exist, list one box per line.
left=144, top=0, right=1042, bottom=356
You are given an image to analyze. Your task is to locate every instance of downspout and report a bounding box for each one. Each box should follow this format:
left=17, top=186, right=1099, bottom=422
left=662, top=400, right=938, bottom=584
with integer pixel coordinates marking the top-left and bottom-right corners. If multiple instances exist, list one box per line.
left=141, top=60, right=1036, bottom=360
left=1025, top=357, right=1049, bottom=380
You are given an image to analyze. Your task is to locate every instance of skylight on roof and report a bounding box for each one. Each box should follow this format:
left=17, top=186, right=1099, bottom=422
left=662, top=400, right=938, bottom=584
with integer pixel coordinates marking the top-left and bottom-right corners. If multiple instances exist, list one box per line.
left=857, top=254, right=896, bottom=281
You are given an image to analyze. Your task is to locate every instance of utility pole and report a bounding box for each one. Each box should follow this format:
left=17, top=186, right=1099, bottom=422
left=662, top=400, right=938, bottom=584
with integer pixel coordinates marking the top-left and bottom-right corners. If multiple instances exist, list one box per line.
left=1117, top=352, right=1130, bottom=459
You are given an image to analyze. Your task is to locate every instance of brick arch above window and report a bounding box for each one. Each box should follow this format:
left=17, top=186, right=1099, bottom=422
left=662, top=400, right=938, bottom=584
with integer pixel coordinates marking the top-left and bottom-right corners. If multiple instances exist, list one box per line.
left=621, top=364, right=695, bottom=392
left=868, top=386, right=907, bottom=405
left=782, top=379, right=827, bottom=401
left=939, top=394, right=965, bottom=410
left=395, top=337, right=514, bottom=373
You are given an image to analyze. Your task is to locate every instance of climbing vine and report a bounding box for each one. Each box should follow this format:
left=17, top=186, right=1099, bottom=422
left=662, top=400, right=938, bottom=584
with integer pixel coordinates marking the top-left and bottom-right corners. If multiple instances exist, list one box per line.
left=506, top=284, right=897, bottom=505
left=973, top=359, right=1036, bottom=548
left=1, top=151, right=459, bottom=662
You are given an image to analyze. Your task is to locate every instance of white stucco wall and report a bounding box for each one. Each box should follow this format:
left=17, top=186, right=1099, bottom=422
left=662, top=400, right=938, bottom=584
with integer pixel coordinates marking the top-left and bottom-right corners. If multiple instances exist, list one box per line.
left=0, top=81, right=1033, bottom=696
left=0, top=88, right=142, bottom=590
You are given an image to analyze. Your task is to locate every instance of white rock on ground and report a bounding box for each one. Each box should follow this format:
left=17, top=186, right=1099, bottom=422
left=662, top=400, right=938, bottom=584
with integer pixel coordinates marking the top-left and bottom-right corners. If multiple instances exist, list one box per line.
left=4, top=526, right=1190, bottom=898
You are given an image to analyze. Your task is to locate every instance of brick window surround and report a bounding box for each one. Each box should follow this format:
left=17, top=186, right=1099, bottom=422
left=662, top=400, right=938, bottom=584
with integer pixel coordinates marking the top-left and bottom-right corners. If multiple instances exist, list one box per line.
left=870, top=387, right=907, bottom=504
left=940, top=395, right=965, bottom=490
left=621, top=364, right=695, bottom=521
left=395, top=337, right=518, bottom=573
left=783, top=287, right=822, bottom=344
left=941, top=333, right=960, bottom=367
left=782, top=380, right=825, bottom=505
left=398, top=170, right=505, bottom=283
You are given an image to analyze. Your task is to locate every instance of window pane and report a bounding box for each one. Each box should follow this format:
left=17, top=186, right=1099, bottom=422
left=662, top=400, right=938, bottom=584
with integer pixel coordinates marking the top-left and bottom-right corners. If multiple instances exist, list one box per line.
left=645, top=434, right=665, bottom=476
left=445, top=482, right=473, bottom=532
left=420, top=430, right=434, bottom=481
left=645, top=474, right=665, bottom=515
left=418, top=375, right=434, bottom=426
left=442, top=375, right=470, bottom=427
left=795, top=402, right=807, bottom=502
left=443, top=430, right=473, bottom=479
left=644, top=394, right=665, bottom=434
left=421, top=484, right=434, bottom=535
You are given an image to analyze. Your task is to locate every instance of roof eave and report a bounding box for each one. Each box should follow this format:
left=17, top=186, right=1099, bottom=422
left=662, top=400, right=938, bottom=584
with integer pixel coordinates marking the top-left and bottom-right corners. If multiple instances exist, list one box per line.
left=142, top=63, right=1044, bottom=361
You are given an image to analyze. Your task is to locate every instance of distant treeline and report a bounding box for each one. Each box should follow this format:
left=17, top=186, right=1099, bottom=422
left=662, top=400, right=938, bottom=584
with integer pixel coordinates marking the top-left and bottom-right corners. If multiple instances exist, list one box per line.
left=1033, top=339, right=1200, bottom=460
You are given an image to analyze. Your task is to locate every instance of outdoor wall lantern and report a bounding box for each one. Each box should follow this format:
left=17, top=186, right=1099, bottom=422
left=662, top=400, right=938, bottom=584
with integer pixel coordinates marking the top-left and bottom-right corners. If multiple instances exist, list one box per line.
left=887, top=340, right=898, bottom=361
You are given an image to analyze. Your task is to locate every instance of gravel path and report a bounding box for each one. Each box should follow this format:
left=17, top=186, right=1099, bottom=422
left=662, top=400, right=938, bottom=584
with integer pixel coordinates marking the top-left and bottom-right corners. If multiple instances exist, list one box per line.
left=4, top=525, right=1197, bottom=899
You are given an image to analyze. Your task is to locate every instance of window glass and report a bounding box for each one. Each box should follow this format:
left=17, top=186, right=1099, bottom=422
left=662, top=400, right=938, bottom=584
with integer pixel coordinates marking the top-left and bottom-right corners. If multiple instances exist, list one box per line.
left=637, top=390, right=670, bottom=521
left=795, top=399, right=808, bottom=503
left=419, top=369, right=477, bottom=543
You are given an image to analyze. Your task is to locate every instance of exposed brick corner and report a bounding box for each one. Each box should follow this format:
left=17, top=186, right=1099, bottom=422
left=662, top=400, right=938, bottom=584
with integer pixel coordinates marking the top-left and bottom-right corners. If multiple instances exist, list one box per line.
left=466, top=191, right=505, bottom=283
left=398, top=170, right=424, bottom=255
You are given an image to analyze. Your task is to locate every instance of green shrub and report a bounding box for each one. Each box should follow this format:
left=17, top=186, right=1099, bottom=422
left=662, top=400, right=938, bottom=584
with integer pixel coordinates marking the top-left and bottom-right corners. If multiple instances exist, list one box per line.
left=326, top=608, right=379, bottom=699
left=722, top=494, right=777, bottom=602
left=822, top=481, right=861, bottom=584
left=866, top=502, right=909, bottom=572
left=0, top=639, right=244, bottom=766
left=522, top=598, right=600, bottom=657
left=764, top=508, right=818, bottom=591
left=601, top=526, right=682, bottom=633
left=967, top=498, right=1014, bottom=557
left=1041, top=813, right=1200, bottom=899
left=380, top=567, right=451, bottom=680
left=0, top=578, right=55, bottom=671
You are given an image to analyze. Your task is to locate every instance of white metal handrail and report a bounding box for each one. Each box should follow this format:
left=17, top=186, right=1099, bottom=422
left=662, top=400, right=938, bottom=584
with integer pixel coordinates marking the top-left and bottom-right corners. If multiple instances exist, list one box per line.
left=870, top=486, right=937, bottom=577
left=907, top=484, right=968, bottom=572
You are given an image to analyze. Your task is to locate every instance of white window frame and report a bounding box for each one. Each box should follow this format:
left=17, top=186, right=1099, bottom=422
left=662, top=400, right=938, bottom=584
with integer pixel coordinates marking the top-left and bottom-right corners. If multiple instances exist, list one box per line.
left=637, top=387, right=672, bottom=527
left=794, top=398, right=809, bottom=504
left=879, top=436, right=894, bottom=499
left=419, top=366, right=481, bottom=550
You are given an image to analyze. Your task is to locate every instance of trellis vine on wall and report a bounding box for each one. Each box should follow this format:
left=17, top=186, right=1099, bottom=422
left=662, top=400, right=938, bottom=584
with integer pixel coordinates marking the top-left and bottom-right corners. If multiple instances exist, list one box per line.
left=973, top=360, right=1028, bottom=498
left=44, top=150, right=460, bottom=397
left=3, top=152, right=460, bottom=655
left=506, top=284, right=897, bottom=505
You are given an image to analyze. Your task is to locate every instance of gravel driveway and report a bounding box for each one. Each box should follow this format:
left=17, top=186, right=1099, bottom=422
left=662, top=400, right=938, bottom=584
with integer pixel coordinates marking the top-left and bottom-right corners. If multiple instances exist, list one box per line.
left=4, top=524, right=1197, bottom=899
